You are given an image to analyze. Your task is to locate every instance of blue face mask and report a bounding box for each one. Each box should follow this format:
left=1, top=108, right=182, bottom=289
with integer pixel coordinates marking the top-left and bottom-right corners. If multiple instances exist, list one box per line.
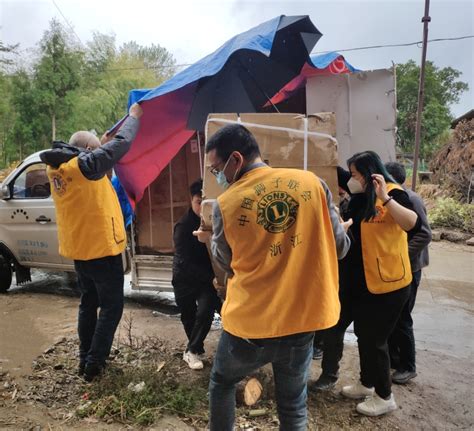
left=216, top=171, right=230, bottom=189
left=215, top=155, right=234, bottom=190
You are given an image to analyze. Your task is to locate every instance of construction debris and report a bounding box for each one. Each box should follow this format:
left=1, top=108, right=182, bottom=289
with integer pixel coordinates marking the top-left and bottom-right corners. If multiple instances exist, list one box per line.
left=430, top=118, right=474, bottom=203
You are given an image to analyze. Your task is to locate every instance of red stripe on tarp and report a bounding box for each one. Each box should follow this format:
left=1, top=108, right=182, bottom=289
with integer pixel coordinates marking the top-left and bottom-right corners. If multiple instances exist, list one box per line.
left=267, top=56, right=351, bottom=106
left=115, top=83, right=197, bottom=205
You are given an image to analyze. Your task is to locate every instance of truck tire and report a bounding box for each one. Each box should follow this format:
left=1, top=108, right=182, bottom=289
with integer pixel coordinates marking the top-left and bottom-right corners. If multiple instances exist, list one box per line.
left=0, top=255, right=12, bottom=293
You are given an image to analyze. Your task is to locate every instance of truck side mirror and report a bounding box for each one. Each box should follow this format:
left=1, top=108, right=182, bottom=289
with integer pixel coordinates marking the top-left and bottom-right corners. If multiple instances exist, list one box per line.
left=0, top=184, right=11, bottom=200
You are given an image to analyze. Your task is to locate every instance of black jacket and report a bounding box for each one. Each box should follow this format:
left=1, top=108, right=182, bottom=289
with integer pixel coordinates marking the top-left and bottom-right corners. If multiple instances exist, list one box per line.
left=404, top=187, right=431, bottom=272
left=172, top=208, right=214, bottom=288
left=40, top=116, right=139, bottom=180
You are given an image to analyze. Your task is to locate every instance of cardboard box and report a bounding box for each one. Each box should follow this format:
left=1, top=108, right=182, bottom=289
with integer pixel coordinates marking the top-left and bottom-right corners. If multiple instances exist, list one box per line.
left=306, top=69, right=397, bottom=164
left=202, top=112, right=339, bottom=215
left=135, top=138, right=202, bottom=253
left=201, top=199, right=215, bottom=230
left=201, top=113, right=339, bottom=287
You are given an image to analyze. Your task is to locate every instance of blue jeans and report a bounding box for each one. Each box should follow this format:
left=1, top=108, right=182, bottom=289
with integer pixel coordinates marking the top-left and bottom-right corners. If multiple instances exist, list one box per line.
left=209, top=330, right=314, bottom=431
left=74, top=254, right=124, bottom=367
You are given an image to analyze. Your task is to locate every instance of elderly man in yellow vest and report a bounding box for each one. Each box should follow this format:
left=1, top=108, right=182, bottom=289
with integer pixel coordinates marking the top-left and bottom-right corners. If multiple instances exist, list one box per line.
left=195, top=124, right=351, bottom=431
left=40, top=103, right=142, bottom=382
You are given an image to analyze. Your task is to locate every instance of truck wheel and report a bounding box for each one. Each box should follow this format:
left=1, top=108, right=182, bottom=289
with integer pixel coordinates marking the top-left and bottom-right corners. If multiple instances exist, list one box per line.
left=0, top=255, right=12, bottom=293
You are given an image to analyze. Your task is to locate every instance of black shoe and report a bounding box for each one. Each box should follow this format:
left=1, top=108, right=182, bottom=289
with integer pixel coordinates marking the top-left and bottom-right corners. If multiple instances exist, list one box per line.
left=309, top=375, right=337, bottom=392
left=83, top=363, right=104, bottom=382
left=78, top=362, right=86, bottom=376
left=312, top=347, right=323, bottom=360
left=390, top=356, right=401, bottom=370
left=392, top=369, right=417, bottom=385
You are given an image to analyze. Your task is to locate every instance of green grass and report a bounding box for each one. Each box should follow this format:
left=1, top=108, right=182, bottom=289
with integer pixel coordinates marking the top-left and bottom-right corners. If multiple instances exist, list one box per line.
left=428, top=197, right=473, bottom=232
left=77, top=362, right=207, bottom=426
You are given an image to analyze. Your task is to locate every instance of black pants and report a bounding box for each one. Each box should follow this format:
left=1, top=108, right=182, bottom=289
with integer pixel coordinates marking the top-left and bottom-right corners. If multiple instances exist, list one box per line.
left=320, top=288, right=354, bottom=381
left=174, top=283, right=222, bottom=354
left=388, top=270, right=422, bottom=372
left=313, top=331, right=324, bottom=352
left=74, top=254, right=124, bottom=367
left=354, top=286, right=410, bottom=399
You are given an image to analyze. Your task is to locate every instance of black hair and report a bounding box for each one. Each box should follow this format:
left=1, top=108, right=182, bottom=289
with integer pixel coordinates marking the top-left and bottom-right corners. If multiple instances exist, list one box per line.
left=337, top=166, right=352, bottom=194
left=347, top=151, right=396, bottom=221
left=385, top=162, right=406, bottom=185
left=189, top=179, right=203, bottom=197
left=205, top=124, right=261, bottom=162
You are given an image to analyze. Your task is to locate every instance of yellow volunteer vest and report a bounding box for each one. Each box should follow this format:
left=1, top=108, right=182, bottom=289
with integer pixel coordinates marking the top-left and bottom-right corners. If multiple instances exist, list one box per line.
left=218, top=166, right=340, bottom=339
left=47, top=157, right=126, bottom=261
left=361, top=183, right=412, bottom=294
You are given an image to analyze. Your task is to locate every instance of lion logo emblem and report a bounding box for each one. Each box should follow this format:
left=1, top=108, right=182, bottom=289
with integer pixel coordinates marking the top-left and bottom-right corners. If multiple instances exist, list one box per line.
left=257, top=191, right=299, bottom=233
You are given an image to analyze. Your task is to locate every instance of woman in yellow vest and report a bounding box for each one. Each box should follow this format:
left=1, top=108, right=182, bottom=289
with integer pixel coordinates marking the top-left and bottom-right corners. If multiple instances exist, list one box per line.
left=340, top=151, right=420, bottom=416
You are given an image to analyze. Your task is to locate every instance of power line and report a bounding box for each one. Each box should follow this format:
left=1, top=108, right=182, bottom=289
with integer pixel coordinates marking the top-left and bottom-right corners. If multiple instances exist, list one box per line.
left=313, top=35, right=473, bottom=54
left=107, top=63, right=192, bottom=72
left=51, top=0, right=84, bottom=46
left=104, top=35, right=473, bottom=73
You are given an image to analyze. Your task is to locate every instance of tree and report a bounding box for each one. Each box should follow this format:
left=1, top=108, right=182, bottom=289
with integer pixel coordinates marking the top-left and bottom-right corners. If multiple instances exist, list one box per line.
left=61, top=37, right=164, bottom=136
left=34, top=19, right=84, bottom=142
left=0, top=40, right=19, bottom=164
left=0, top=26, right=178, bottom=167
left=120, top=41, right=177, bottom=81
left=85, top=32, right=116, bottom=74
left=0, top=73, right=15, bottom=165
left=9, top=70, right=45, bottom=161
left=0, top=40, right=19, bottom=68
left=396, top=60, right=469, bottom=159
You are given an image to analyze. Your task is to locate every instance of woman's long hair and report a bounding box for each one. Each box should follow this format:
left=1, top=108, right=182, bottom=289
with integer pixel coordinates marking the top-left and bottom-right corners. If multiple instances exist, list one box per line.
left=347, top=151, right=395, bottom=221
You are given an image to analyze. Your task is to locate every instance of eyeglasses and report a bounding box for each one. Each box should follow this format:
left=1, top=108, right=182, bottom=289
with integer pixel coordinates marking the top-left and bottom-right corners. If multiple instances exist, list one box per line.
left=209, top=166, right=220, bottom=177
left=209, top=155, right=232, bottom=177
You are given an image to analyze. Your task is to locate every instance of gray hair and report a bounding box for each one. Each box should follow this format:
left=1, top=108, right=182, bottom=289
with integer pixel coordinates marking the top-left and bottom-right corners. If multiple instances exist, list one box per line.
left=69, top=131, right=100, bottom=150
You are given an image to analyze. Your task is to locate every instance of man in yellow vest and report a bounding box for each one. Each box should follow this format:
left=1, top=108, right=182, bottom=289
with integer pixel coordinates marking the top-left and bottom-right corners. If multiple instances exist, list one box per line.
left=195, top=124, right=351, bottom=431
left=40, top=103, right=142, bottom=382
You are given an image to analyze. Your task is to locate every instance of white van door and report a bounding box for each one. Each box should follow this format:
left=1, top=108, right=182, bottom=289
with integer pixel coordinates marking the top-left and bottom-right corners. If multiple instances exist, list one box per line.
left=0, top=161, right=65, bottom=268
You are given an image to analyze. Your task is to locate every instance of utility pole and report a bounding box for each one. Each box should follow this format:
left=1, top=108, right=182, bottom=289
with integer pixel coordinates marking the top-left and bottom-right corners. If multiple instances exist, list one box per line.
left=412, top=0, right=431, bottom=191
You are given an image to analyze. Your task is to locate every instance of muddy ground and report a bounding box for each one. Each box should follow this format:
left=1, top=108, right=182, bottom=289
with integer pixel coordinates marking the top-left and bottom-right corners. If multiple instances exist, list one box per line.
left=0, top=241, right=472, bottom=430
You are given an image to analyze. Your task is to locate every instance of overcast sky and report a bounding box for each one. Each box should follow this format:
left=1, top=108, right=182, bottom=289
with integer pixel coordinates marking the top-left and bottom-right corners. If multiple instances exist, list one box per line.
left=1, top=0, right=473, bottom=117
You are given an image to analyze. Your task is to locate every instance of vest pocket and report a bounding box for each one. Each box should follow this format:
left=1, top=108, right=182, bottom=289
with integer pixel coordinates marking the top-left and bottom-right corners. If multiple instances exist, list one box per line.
left=111, top=217, right=125, bottom=244
left=376, top=254, right=406, bottom=283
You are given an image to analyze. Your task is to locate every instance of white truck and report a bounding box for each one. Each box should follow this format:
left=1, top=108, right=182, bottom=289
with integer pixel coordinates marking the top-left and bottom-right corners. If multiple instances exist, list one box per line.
left=0, top=68, right=396, bottom=293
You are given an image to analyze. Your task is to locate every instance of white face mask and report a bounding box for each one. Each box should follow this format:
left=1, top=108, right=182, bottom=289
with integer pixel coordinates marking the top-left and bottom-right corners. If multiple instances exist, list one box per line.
left=347, top=177, right=364, bottom=194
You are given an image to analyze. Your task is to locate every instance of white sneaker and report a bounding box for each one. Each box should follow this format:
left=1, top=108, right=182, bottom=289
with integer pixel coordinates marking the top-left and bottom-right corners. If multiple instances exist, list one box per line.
left=183, top=351, right=204, bottom=370
left=210, top=313, right=222, bottom=331
left=341, top=382, right=374, bottom=399
left=356, top=393, right=397, bottom=416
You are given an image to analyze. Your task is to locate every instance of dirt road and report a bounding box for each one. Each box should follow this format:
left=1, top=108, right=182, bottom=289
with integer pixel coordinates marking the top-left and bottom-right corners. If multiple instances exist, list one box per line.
left=0, top=241, right=472, bottom=429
